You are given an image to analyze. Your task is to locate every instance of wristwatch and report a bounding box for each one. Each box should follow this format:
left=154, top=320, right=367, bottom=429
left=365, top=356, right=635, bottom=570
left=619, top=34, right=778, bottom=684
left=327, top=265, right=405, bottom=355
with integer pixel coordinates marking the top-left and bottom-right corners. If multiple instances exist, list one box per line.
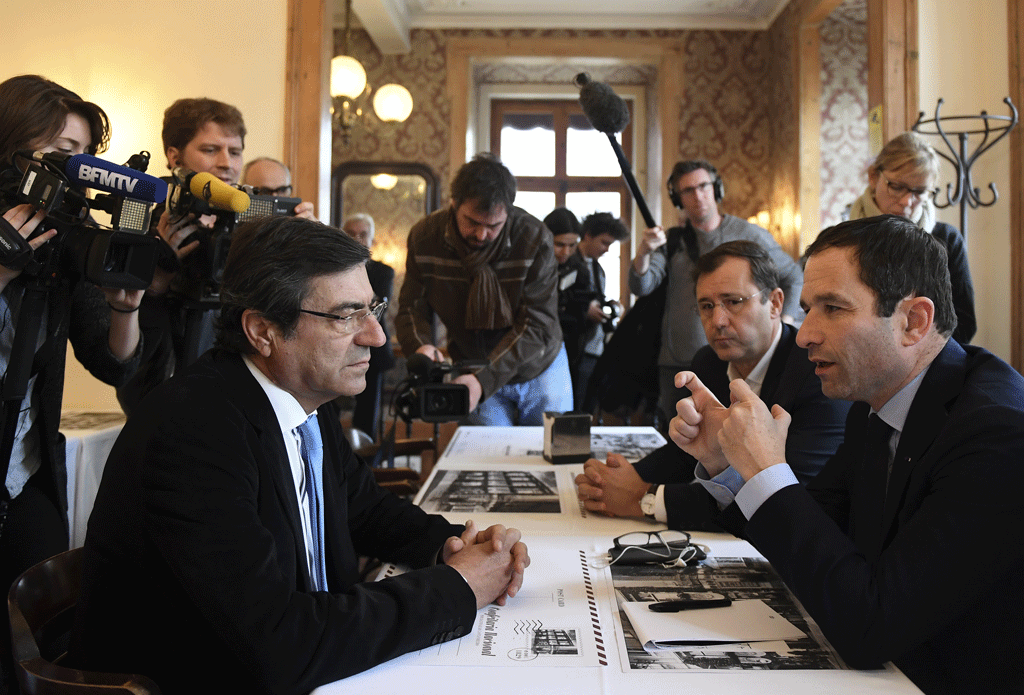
left=639, top=484, right=659, bottom=519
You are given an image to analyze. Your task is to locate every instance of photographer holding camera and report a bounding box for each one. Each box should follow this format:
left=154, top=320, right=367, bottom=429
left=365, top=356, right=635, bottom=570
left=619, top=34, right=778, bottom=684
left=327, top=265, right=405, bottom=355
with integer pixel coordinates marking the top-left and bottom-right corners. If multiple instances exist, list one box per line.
left=571, top=212, right=626, bottom=413
left=117, top=99, right=315, bottom=413
left=0, top=74, right=144, bottom=690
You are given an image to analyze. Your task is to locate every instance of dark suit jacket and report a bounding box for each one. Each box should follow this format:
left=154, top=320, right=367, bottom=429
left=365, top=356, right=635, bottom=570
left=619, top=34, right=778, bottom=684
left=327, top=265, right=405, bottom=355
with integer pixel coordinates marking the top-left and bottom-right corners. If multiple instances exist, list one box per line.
left=558, top=252, right=591, bottom=368
left=745, top=340, right=1024, bottom=695
left=71, top=350, right=476, bottom=695
left=633, top=323, right=849, bottom=531
left=366, top=259, right=396, bottom=372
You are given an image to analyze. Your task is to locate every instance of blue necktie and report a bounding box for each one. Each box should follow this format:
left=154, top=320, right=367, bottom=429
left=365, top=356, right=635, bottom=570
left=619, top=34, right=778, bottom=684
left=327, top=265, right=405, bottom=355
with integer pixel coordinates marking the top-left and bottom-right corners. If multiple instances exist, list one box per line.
left=296, top=414, right=328, bottom=591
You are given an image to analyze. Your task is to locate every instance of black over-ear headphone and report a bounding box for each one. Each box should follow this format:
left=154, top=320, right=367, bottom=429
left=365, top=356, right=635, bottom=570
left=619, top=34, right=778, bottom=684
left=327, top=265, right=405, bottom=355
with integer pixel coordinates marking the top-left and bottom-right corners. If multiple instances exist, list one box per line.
left=667, top=160, right=724, bottom=208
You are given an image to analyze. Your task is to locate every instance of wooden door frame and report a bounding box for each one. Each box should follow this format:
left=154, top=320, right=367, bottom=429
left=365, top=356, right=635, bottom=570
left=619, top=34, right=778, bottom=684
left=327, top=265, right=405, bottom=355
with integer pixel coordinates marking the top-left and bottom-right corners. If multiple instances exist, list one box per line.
left=1010, top=0, right=1024, bottom=371
left=795, top=0, right=917, bottom=252
left=284, top=0, right=332, bottom=222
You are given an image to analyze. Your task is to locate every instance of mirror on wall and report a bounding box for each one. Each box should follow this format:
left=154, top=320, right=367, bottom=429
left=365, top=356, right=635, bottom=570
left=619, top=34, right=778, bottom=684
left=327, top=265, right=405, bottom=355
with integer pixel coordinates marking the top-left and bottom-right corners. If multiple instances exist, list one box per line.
left=331, top=161, right=442, bottom=349
left=332, top=161, right=441, bottom=275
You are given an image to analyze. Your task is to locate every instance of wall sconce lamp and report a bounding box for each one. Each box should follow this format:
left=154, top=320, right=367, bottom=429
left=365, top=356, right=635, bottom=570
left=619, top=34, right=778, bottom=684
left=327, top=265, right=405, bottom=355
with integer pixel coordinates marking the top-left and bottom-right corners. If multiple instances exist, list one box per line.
left=331, top=0, right=414, bottom=145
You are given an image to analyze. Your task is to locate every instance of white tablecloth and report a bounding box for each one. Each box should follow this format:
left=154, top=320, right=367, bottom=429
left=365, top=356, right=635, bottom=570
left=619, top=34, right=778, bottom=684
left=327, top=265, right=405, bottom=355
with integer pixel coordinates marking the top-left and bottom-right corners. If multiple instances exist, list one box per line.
left=61, top=411, right=125, bottom=548
left=313, top=426, right=923, bottom=695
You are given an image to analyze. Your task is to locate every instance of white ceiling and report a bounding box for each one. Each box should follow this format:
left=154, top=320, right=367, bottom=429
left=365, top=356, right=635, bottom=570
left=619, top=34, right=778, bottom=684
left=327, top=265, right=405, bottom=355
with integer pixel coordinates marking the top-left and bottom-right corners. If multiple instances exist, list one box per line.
left=341, top=0, right=794, bottom=53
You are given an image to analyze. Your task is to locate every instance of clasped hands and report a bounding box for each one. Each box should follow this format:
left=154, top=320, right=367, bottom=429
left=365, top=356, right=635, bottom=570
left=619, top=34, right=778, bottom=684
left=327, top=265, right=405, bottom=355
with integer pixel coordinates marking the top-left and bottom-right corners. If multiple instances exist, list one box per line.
left=575, top=372, right=791, bottom=517
left=443, top=520, right=530, bottom=609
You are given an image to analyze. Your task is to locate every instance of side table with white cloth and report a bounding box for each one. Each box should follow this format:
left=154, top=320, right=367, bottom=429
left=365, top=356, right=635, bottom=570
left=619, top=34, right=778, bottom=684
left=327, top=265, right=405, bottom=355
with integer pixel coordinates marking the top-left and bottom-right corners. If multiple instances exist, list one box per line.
left=60, top=410, right=125, bottom=548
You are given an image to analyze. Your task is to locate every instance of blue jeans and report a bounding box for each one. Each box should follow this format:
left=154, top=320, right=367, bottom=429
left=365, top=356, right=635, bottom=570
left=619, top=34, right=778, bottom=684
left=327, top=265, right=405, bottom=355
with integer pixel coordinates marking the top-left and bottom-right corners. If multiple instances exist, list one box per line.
left=471, top=345, right=573, bottom=425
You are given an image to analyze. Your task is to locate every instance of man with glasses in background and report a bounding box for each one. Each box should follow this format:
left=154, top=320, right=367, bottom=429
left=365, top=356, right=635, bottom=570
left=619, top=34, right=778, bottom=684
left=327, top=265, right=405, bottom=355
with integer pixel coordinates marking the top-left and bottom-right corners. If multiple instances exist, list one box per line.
left=118, top=103, right=316, bottom=413
left=73, top=214, right=530, bottom=693
left=341, top=213, right=396, bottom=438
left=576, top=241, right=848, bottom=531
left=629, top=160, right=803, bottom=424
left=241, top=156, right=295, bottom=197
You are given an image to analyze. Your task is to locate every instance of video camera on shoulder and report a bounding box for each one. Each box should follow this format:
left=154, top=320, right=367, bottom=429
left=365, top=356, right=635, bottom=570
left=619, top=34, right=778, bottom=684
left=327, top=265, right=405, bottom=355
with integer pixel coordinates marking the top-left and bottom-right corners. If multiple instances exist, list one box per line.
left=0, top=150, right=164, bottom=290
left=166, top=169, right=302, bottom=303
left=394, top=353, right=483, bottom=423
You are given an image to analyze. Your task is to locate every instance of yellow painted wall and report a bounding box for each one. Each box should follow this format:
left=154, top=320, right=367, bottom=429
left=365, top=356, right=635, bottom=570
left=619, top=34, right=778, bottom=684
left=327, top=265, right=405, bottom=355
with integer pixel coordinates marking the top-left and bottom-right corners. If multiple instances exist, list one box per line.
left=917, top=0, right=1011, bottom=361
left=2, top=0, right=1012, bottom=408
left=0, top=0, right=289, bottom=410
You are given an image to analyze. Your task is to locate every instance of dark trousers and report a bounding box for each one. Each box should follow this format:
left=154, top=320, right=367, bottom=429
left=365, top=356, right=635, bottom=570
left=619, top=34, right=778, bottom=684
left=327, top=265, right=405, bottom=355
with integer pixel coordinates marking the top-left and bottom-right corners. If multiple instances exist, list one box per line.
left=574, top=354, right=599, bottom=413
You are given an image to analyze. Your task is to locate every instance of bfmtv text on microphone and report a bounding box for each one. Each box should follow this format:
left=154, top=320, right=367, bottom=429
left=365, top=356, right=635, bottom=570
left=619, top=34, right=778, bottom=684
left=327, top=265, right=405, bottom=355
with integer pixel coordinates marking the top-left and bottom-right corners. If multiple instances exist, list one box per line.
left=0, top=149, right=166, bottom=291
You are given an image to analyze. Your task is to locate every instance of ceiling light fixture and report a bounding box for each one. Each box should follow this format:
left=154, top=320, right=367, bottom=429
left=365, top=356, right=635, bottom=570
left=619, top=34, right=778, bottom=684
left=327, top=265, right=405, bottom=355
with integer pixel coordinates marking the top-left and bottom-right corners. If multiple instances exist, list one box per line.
left=330, top=0, right=414, bottom=145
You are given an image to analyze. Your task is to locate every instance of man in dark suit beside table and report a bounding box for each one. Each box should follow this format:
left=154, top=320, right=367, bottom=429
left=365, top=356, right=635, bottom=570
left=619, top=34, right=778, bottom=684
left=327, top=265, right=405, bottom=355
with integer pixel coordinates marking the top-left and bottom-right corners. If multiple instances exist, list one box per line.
left=666, top=216, right=1024, bottom=695
left=71, top=215, right=529, bottom=695
left=575, top=240, right=849, bottom=529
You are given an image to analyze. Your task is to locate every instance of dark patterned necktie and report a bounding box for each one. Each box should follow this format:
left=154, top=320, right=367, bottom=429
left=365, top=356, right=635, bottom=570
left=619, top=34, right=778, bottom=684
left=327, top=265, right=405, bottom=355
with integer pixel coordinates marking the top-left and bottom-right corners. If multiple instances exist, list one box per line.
left=859, top=413, right=894, bottom=559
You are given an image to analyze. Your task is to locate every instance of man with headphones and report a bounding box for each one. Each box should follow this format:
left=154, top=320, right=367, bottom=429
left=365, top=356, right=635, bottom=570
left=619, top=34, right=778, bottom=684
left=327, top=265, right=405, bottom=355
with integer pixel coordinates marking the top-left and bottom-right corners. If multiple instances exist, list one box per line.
left=629, top=160, right=803, bottom=423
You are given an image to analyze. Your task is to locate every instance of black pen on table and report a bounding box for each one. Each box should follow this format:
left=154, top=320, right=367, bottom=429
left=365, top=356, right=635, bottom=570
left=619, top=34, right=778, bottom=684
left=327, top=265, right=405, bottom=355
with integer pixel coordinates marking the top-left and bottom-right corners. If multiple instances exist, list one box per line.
left=649, top=598, right=732, bottom=612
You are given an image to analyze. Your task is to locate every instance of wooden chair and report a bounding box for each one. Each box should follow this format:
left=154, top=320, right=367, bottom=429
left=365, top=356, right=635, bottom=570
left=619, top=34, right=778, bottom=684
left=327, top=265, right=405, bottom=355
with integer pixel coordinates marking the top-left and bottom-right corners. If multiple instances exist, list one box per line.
left=346, top=426, right=436, bottom=497
left=7, top=547, right=161, bottom=694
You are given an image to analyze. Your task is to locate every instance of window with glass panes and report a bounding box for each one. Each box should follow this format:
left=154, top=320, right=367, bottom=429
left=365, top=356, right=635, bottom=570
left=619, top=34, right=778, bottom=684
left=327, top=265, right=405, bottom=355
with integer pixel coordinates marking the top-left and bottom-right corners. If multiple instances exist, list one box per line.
left=490, top=99, right=632, bottom=304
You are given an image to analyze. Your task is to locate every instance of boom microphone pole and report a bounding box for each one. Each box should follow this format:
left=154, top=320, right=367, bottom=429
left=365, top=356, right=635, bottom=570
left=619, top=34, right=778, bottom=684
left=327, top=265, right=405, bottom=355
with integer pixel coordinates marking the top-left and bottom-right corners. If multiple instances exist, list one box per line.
left=574, top=73, right=657, bottom=229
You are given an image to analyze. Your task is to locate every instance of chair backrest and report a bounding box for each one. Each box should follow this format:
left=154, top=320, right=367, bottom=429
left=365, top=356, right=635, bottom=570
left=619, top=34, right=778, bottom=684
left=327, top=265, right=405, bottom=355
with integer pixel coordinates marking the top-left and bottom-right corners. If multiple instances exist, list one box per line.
left=7, top=547, right=162, bottom=695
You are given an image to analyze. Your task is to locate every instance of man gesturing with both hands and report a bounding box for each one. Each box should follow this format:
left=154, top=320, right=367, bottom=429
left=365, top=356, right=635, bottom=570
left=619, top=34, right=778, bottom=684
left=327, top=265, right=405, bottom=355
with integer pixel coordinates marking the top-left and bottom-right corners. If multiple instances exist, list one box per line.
left=668, top=216, right=1024, bottom=695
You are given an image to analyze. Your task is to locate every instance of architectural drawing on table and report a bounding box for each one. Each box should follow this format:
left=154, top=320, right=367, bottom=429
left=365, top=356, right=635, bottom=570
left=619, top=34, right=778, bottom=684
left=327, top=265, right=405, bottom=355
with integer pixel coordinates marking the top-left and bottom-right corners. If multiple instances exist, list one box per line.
left=420, top=469, right=560, bottom=513
left=532, top=629, right=579, bottom=655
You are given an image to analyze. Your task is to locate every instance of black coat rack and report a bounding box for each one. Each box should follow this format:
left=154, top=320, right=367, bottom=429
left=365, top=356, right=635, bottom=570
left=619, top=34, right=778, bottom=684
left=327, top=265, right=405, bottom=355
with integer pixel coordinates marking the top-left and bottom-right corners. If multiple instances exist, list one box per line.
left=911, top=97, right=1018, bottom=238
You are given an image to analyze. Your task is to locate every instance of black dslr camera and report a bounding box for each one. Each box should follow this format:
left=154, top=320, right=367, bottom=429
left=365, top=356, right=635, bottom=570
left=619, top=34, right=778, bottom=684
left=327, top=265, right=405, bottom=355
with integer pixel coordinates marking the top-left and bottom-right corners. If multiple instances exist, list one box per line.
left=395, top=353, right=475, bottom=423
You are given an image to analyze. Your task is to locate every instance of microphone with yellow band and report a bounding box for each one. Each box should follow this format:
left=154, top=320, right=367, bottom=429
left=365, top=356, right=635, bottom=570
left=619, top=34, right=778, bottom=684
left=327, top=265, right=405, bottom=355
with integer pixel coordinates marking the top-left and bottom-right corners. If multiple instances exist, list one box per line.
left=188, top=172, right=250, bottom=213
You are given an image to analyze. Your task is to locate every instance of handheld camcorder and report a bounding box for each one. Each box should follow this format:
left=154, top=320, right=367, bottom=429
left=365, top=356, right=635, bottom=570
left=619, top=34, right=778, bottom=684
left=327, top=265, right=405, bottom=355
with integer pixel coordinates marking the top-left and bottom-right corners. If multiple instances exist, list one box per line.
left=166, top=168, right=301, bottom=303
left=0, top=150, right=164, bottom=290
left=394, top=353, right=477, bottom=423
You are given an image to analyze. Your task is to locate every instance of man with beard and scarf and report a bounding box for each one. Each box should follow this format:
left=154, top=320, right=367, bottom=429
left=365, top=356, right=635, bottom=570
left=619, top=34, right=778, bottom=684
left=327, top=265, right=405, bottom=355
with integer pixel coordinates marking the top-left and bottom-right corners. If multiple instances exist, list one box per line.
left=396, top=154, right=571, bottom=425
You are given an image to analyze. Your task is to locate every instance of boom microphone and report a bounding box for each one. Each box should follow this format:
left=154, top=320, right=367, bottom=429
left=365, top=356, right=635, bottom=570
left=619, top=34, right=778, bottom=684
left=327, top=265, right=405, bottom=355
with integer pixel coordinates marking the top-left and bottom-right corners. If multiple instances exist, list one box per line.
left=574, top=73, right=656, bottom=228
left=32, top=151, right=168, bottom=203
left=575, top=73, right=630, bottom=134
left=189, top=172, right=251, bottom=213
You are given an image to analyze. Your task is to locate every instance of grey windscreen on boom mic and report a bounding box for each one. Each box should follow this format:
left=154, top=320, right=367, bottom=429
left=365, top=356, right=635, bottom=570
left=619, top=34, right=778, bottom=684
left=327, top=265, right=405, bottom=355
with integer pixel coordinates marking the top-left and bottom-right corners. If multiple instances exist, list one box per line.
left=575, top=73, right=630, bottom=134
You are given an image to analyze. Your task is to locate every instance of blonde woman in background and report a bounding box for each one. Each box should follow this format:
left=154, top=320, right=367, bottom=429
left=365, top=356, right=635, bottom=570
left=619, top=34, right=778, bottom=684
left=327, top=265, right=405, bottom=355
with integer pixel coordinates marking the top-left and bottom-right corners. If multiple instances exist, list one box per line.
left=848, top=132, right=976, bottom=343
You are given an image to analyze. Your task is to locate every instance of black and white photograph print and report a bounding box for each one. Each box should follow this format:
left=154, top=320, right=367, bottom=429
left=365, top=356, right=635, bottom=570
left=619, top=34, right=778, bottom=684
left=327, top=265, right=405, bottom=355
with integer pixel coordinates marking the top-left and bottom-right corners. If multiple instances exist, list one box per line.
left=612, top=557, right=843, bottom=671
left=590, top=432, right=666, bottom=462
left=531, top=628, right=580, bottom=656
left=419, top=469, right=561, bottom=513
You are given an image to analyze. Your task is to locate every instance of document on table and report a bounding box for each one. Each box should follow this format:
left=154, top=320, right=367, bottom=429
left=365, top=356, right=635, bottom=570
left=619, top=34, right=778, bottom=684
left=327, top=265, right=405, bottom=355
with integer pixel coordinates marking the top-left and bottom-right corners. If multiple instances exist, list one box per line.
left=440, top=426, right=665, bottom=464
left=418, top=467, right=563, bottom=514
left=621, top=599, right=806, bottom=652
left=377, top=538, right=610, bottom=667
left=609, top=556, right=847, bottom=671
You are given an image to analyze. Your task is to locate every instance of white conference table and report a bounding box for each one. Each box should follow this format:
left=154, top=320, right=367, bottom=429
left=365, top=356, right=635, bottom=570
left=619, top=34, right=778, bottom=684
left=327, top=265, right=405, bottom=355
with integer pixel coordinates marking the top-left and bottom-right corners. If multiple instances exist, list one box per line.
left=314, top=426, right=922, bottom=695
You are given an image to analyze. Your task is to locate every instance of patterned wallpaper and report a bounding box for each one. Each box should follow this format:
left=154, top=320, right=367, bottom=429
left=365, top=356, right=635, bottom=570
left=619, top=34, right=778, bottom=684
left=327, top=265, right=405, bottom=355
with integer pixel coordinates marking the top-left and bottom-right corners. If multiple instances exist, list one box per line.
left=819, top=0, right=869, bottom=230
left=675, top=30, right=776, bottom=226
left=329, top=20, right=864, bottom=264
